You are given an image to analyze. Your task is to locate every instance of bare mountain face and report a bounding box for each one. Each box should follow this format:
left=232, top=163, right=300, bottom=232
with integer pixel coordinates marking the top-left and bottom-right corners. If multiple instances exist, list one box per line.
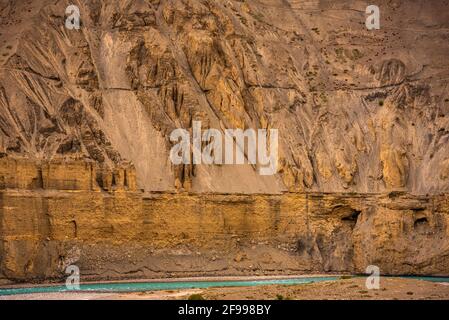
left=2, top=0, right=449, bottom=282
left=1, top=0, right=449, bottom=194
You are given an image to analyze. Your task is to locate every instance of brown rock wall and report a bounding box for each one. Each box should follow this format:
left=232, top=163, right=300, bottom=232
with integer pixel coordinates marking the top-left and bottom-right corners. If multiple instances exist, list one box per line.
left=1, top=161, right=448, bottom=282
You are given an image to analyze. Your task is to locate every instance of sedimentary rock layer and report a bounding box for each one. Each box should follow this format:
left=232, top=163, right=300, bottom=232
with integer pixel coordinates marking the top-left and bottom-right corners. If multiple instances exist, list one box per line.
left=1, top=0, right=449, bottom=283
left=1, top=159, right=449, bottom=282
left=1, top=0, right=448, bottom=193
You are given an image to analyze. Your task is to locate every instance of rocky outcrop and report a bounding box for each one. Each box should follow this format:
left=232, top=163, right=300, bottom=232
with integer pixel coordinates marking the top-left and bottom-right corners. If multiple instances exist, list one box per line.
left=1, top=1, right=449, bottom=282
left=0, top=157, right=137, bottom=192
left=1, top=159, right=449, bottom=282
left=0, top=0, right=448, bottom=194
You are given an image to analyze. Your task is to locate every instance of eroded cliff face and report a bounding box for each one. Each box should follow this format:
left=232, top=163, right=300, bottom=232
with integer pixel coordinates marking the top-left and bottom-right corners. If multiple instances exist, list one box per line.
left=1, top=158, right=449, bottom=282
left=1, top=0, right=449, bottom=282
left=1, top=0, right=449, bottom=193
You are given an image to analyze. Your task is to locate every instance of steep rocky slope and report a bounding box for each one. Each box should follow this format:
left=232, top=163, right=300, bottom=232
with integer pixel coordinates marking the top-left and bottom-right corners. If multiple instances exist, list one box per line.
left=1, top=158, right=449, bottom=281
left=1, top=0, right=449, bottom=194
left=1, top=0, right=449, bottom=283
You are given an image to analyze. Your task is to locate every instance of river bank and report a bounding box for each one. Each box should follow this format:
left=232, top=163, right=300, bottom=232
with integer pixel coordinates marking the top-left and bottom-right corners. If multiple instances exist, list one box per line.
left=1, top=277, right=449, bottom=300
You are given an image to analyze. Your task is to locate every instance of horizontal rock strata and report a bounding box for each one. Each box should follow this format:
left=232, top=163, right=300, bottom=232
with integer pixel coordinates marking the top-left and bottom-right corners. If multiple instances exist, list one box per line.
left=1, top=159, right=449, bottom=282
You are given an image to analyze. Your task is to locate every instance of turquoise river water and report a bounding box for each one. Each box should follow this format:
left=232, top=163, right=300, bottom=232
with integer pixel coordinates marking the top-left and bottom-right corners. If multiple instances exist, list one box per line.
left=1, top=276, right=448, bottom=296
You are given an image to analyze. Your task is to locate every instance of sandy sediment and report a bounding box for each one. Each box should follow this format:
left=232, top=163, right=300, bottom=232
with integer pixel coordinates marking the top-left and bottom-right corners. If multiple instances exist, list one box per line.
left=2, top=277, right=449, bottom=300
